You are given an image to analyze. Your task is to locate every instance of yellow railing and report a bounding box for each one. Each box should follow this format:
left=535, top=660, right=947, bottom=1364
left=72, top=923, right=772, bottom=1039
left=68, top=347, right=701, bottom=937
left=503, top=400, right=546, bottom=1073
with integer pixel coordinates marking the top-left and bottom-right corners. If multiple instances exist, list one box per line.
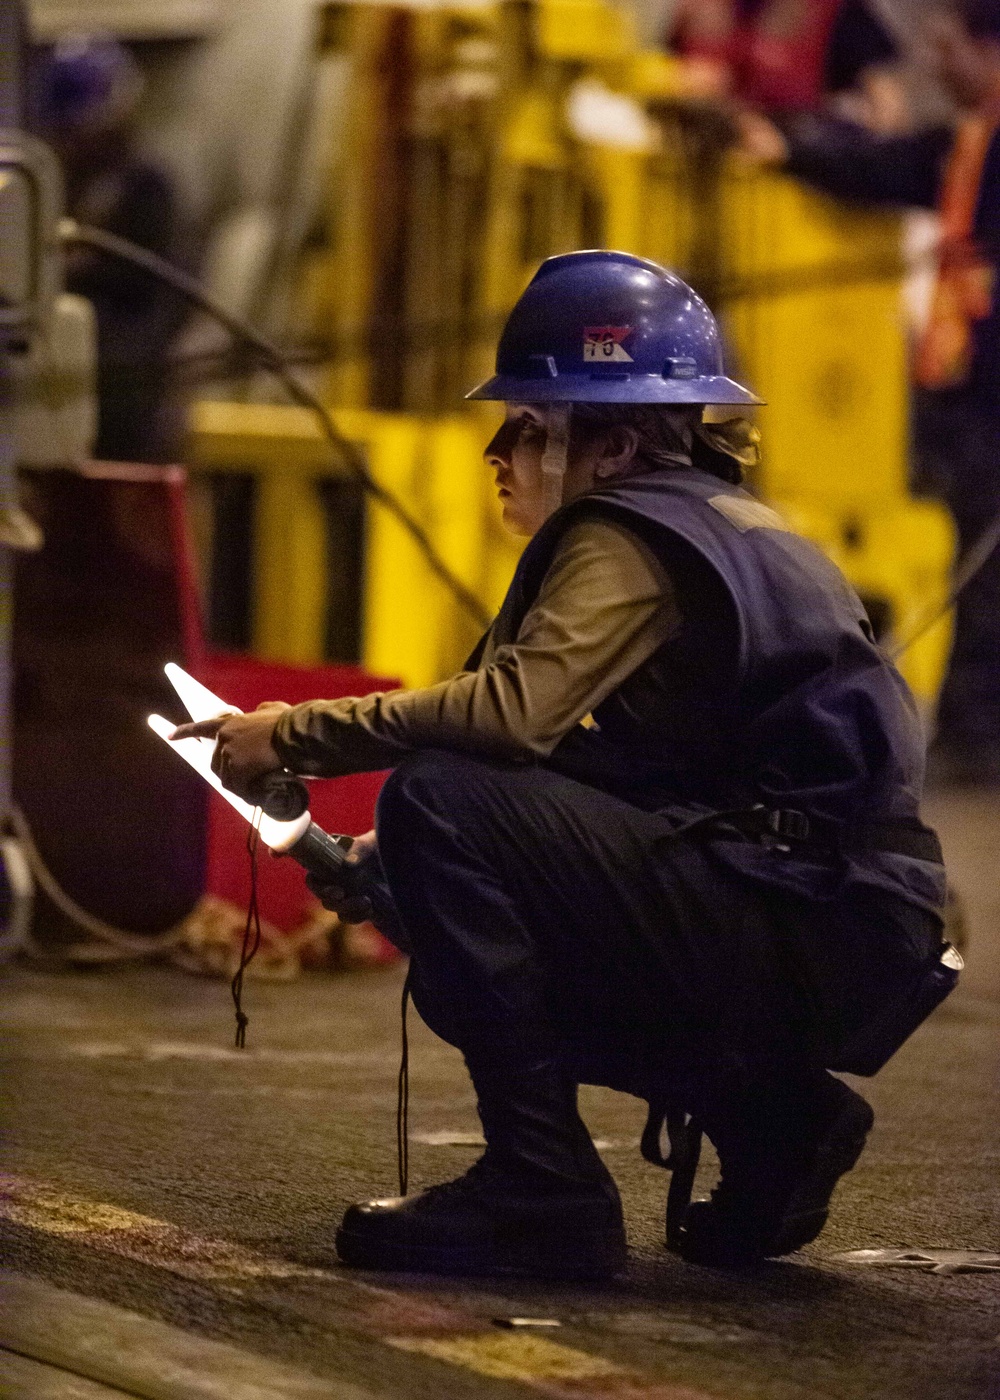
left=188, top=389, right=951, bottom=707
left=188, top=400, right=512, bottom=689
left=718, top=163, right=955, bottom=707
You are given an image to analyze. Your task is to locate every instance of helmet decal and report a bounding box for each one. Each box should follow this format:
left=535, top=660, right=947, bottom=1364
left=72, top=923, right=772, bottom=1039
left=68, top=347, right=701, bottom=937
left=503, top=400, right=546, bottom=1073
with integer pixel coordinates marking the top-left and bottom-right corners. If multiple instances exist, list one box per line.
left=583, top=326, right=633, bottom=362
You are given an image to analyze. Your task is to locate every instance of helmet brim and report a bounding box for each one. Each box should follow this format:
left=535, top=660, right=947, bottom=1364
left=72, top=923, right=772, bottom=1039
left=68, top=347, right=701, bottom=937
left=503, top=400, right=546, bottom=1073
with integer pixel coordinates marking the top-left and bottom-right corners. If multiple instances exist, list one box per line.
left=465, top=373, right=764, bottom=406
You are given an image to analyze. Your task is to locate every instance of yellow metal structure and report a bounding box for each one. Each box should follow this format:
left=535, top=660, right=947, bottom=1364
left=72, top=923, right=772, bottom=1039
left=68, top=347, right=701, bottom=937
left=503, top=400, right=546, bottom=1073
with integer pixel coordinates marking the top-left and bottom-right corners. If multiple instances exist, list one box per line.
left=191, top=0, right=955, bottom=712
left=189, top=401, right=494, bottom=688
left=300, top=4, right=398, bottom=410
left=719, top=163, right=955, bottom=705
left=721, top=166, right=909, bottom=510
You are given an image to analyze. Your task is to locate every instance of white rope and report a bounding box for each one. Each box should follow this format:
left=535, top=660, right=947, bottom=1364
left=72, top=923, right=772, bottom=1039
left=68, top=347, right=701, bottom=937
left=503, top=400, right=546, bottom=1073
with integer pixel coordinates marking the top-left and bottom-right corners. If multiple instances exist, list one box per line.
left=7, top=803, right=185, bottom=956
left=0, top=833, right=34, bottom=962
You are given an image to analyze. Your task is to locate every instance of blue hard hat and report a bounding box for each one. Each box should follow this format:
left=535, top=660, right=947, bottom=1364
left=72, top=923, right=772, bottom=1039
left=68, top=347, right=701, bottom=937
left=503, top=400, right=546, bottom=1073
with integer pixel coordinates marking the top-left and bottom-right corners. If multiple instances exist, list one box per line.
left=37, top=33, right=141, bottom=133
left=467, top=250, right=762, bottom=406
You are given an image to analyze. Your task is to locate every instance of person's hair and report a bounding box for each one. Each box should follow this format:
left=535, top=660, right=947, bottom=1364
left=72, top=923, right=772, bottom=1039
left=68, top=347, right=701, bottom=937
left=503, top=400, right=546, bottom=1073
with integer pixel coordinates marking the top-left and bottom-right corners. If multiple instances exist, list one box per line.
left=570, top=402, right=743, bottom=484
left=956, top=0, right=1000, bottom=40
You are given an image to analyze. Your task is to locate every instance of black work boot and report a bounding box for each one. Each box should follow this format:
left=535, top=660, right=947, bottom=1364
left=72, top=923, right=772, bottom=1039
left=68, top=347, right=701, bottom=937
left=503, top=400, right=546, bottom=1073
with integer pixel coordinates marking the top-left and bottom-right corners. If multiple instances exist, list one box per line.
left=336, top=1059, right=627, bottom=1279
left=677, top=1071, right=874, bottom=1267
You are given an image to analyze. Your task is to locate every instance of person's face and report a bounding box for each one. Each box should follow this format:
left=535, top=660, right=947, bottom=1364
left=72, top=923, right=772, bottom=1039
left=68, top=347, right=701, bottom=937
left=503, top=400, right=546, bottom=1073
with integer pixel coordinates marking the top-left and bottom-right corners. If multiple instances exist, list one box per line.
left=926, top=12, right=1000, bottom=110
left=484, top=403, right=637, bottom=536
left=483, top=404, right=554, bottom=537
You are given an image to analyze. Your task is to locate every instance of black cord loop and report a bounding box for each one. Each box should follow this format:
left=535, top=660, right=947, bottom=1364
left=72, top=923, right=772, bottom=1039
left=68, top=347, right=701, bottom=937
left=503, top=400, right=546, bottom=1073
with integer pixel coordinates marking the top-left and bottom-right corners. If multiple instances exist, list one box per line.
left=397, top=970, right=412, bottom=1197
left=231, top=817, right=263, bottom=1049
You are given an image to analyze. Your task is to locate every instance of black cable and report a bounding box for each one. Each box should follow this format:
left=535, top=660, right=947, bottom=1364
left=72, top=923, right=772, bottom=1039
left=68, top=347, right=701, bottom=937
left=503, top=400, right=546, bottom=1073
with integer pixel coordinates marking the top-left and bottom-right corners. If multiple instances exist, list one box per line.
left=891, top=506, right=1000, bottom=660
left=59, top=219, right=492, bottom=631
left=149, top=248, right=950, bottom=396
left=153, top=207, right=993, bottom=384
left=231, top=818, right=263, bottom=1049
left=397, top=970, right=411, bottom=1197
left=159, top=251, right=914, bottom=385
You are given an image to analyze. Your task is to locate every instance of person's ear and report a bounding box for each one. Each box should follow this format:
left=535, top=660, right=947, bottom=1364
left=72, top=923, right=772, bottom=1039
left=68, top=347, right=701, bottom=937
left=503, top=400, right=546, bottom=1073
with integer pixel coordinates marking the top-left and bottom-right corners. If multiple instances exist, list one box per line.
left=593, top=426, right=640, bottom=478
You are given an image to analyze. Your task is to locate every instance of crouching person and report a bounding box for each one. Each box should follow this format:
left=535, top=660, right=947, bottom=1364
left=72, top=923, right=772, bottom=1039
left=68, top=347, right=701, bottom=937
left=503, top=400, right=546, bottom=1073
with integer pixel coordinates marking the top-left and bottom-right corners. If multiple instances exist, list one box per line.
left=179, top=252, right=953, bottom=1276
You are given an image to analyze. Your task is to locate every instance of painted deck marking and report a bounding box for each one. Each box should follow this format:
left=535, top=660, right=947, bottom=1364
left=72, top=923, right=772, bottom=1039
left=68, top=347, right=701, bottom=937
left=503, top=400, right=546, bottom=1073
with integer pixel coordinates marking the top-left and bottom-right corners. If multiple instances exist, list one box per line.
left=67, top=1040, right=410, bottom=1066
left=0, top=1174, right=332, bottom=1282
left=390, top=1332, right=621, bottom=1381
left=389, top=1333, right=717, bottom=1399
left=412, top=1130, right=640, bottom=1152
left=1, top=1175, right=722, bottom=1398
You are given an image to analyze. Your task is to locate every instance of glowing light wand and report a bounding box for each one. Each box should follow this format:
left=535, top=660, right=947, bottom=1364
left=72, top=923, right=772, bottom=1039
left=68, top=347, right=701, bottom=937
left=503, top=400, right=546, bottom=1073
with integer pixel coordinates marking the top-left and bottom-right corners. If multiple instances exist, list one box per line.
left=148, top=665, right=354, bottom=882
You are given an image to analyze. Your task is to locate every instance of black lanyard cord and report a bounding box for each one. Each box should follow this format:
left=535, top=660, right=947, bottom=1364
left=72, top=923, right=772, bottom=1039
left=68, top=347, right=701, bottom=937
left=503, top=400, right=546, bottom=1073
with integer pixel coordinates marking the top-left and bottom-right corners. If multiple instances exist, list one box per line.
left=231, top=816, right=263, bottom=1049
left=397, top=970, right=412, bottom=1196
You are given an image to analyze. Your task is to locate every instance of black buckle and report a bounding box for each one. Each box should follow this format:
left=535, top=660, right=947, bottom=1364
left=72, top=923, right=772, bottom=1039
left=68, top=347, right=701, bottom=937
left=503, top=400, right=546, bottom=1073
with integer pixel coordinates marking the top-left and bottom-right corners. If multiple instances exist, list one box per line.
left=755, top=806, right=810, bottom=842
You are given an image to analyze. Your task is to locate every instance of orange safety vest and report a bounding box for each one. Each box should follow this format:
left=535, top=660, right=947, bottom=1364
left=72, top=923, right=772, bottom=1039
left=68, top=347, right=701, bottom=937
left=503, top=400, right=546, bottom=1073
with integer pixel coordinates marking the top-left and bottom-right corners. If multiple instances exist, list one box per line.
left=916, top=111, right=1000, bottom=390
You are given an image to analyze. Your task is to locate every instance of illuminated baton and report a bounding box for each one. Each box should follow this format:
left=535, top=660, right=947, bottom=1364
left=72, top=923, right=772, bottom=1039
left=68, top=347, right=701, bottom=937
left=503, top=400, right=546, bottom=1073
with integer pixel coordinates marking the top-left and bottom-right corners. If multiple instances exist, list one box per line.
left=148, top=665, right=354, bottom=883
left=163, top=662, right=310, bottom=821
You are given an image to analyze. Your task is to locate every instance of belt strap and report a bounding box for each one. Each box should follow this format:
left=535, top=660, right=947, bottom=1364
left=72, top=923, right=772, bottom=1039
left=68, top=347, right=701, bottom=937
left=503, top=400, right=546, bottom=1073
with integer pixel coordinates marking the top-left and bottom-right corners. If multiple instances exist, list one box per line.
left=820, top=817, right=942, bottom=862
left=670, top=805, right=942, bottom=863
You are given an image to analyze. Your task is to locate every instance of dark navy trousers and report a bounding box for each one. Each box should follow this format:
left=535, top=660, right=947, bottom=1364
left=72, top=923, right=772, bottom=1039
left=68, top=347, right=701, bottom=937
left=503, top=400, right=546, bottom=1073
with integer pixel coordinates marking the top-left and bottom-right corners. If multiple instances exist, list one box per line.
left=368, top=751, right=937, bottom=1105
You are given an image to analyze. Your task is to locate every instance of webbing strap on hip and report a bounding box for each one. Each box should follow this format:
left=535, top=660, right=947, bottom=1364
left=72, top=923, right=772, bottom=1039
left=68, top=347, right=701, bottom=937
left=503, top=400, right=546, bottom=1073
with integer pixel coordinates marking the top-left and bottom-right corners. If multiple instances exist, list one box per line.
left=664, top=805, right=942, bottom=862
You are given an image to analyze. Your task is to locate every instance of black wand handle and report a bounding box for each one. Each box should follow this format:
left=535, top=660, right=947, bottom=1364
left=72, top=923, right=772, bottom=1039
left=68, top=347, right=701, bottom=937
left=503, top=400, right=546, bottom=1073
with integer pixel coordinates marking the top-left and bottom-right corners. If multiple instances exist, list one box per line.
left=287, top=821, right=355, bottom=881
left=288, top=822, right=406, bottom=947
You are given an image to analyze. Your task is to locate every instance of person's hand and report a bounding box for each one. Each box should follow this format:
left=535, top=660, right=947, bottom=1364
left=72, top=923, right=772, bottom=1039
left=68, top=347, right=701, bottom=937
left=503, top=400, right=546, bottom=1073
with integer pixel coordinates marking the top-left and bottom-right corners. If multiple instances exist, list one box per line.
left=305, top=829, right=378, bottom=923
left=676, top=56, right=732, bottom=103
left=837, top=69, right=910, bottom=137
left=733, top=109, right=789, bottom=166
left=171, top=701, right=291, bottom=801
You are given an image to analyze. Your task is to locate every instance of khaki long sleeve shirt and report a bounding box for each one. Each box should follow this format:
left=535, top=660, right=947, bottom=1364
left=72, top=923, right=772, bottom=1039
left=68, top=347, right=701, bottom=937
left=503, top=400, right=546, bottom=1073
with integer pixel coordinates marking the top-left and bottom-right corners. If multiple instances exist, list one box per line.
left=272, top=518, right=681, bottom=778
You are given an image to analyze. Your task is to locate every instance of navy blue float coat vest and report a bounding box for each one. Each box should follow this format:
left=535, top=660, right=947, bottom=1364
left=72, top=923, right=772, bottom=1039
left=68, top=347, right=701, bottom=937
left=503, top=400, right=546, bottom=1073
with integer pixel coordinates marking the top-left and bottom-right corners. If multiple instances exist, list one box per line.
left=482, top=468, right=945, bottom=914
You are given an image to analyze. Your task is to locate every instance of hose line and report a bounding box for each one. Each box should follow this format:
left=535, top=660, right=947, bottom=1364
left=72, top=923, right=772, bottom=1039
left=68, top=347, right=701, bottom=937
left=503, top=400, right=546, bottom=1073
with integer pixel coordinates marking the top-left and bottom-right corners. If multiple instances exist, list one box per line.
left=59, top=219, right=493, bottom=632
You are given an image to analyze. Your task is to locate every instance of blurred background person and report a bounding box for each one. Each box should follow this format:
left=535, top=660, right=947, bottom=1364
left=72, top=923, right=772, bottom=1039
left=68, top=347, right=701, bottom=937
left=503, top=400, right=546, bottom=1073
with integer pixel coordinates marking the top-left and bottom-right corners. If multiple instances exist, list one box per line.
left=666, top=0, right=908, bottom=130
left=34, top=34, right=186, bottom=464
left=737, top=0, right=1000, bottom=783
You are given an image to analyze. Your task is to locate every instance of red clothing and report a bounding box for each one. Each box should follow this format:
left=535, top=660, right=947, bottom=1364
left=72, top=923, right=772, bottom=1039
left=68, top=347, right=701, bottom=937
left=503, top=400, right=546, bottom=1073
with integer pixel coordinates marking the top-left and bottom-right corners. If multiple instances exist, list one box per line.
left=672, top=0, right=849, bottom=111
